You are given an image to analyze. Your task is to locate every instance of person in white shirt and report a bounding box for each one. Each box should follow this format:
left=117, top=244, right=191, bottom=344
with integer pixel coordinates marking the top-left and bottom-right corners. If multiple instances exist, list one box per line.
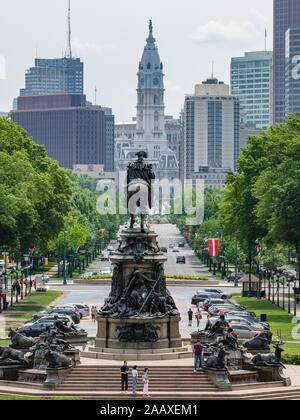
left=132, top=365, right=138, bottom=394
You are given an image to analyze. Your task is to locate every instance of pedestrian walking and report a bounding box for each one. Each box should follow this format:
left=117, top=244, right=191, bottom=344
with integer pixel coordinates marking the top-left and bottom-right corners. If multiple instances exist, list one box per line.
left=188, top=308, right=193, bottom=327
left=132, top=365, right=139, bottom=394
left=1, top=292, right=7, bottom=307
left=143, top=368, right=150, bottom=397
left=193, top=339, right=204, bottom=373
left=120, top=361, right=129, bottom=393
left=91, top=306, right=97, bottom=322
left=195, top=311, right=202, bottom=328
left=33, top=280, right=37, bottom=291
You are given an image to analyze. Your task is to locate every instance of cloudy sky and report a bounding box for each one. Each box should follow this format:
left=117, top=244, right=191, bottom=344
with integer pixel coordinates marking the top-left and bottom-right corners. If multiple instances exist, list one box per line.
left=0, top=0, right=273, bottom=121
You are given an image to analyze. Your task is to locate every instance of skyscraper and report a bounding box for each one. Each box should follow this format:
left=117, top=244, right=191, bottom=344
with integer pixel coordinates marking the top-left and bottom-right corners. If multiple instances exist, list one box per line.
left=20, top=57, right=84, bottom=97
left=183, top=78, right=240, bottom=188
left=285, top=28, right=300, bottom=116
left=102, top=107, right=115, bottom=172
left=231, top=51, right=273, bottom=129
left=273, top=0, right=300, bottom=124
left=11, top=94, right=105, bottom=170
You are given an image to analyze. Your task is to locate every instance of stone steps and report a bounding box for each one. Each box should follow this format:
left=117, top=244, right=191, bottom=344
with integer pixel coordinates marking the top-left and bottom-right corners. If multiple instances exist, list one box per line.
left=56, top=365, right=216, bottom=394
left=81, top=350, right=193, bottom=361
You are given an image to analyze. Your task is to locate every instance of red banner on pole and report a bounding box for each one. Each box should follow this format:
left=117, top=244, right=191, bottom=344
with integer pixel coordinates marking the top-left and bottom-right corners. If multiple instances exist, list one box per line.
left=209, top=239, right=219, bottom=257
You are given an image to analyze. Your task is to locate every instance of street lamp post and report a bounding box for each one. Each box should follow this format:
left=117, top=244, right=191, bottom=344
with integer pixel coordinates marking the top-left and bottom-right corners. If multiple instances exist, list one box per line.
left=63, top=228, right=67, bottom=285
left=10, top=271, right=14, bottom=307
left=234, top=239, right=239, bottom=288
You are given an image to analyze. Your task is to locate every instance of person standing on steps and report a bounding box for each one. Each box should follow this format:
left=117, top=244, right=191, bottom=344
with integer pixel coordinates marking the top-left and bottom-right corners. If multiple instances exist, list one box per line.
left=120, top=360, right=129, bottom=393
left=188, top=308, right=193, bottom=327
left=193, top=339, right=204, bottom=373
left=143, top=367, right=150, bottom=397
left=132, top=365, right=139, bottom=394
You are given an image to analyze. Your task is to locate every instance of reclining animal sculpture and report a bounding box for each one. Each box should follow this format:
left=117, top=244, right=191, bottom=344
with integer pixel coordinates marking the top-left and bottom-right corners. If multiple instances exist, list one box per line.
left=251, top=343, right=285, bottom=367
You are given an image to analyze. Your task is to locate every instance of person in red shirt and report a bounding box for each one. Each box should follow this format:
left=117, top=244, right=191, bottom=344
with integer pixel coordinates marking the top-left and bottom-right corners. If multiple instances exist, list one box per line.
left=193, top=340, right=204, bottom=372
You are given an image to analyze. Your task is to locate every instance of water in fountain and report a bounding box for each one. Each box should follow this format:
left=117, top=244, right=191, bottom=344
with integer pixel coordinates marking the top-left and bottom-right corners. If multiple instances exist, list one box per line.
left=32, top=348, right=48, bottom=371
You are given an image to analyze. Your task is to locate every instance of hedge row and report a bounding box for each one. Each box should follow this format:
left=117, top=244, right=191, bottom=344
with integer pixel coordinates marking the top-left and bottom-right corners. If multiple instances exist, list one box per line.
left=83, top=274, right=209, bottom=281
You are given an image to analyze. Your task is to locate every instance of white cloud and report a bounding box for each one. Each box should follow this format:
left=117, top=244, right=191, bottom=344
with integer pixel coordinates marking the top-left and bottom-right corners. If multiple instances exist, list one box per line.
left=191, top=9, right=266, bottom=43
left=72, top=39, right=114, bottom=55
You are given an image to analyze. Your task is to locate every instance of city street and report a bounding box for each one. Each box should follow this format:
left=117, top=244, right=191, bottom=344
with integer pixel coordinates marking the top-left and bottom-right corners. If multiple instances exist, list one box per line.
left=79, top=224, right=214, bottom=278
left=46, top=224, right=240, bottom=337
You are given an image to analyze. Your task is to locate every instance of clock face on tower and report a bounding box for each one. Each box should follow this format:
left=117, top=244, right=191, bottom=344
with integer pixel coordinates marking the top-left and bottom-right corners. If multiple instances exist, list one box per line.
left=153, top=78, right=159, bottom=86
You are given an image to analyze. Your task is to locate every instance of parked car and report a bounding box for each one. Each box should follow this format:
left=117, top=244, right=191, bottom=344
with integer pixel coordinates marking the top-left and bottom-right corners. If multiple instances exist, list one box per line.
left=191, top=293, right=221, bottom=306
left=28, top=314, right=73, bottom=327
left=230, top=323, right=264, bottom=340
left=204, top=289, right=232, bottom=299
left=169, top=244, right=174, bottom=249
left=214, top=315, right=267, bottom=331
left=227, top=272, right=244, bottom=283
left=33, top=274, right=50, bottom=284
left=176, top=256, right=186, bottom=264
left=207, top=305, right=243, bottom=317
left=27, top=309, right=52, bottom=323
left=101, top=267, right=112, bottom=276
left=48, top=308, right=80, bottom=324
left=218, top=308, right=258, bottom=321
left=81, top=272, right=98, bottom=279
left=203, top=298, right=230, bottom=311
left=69, top=303, right=90, bottom=319
left=178, top=242, right=185, bottom=248
left=101, top=253, right=110, bottom=262
left=161, top=247, right=168, bottom=253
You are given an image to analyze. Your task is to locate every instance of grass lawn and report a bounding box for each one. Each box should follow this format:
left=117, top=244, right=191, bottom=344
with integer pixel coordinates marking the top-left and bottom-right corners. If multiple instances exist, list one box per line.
left=232, top=294, right=300, bottom=361
left=5, top=290, right=62, bottom=320
left=233, top=294, right=296, bottom=341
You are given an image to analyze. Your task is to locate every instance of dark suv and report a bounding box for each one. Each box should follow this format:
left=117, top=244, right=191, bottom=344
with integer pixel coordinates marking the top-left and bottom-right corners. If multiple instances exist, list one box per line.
left=49, top=308, right=80, bottom=324
left=191, top=293, right=220, bottom=306
left=177, top=256, right=186, bottom=264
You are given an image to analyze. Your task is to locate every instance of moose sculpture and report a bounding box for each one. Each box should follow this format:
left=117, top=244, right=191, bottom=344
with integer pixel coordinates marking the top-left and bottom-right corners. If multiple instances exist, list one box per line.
left=251, top=342, right=285, bottom=367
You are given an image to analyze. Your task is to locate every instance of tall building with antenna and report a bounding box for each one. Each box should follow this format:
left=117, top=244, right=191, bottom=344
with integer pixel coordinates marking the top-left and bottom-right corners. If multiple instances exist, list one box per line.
left=19, top=0, right=83, bottom=97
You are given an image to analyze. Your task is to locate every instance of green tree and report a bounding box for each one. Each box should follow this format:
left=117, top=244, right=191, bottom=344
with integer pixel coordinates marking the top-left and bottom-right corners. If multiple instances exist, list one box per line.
left=0, top=118, right=71, bottom=252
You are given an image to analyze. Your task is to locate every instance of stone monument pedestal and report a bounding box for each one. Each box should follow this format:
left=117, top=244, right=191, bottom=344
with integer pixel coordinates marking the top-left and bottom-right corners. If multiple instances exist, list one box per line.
left=95, top=316, right=182, bottom=351
left=85, top=227, right=189, bottom=361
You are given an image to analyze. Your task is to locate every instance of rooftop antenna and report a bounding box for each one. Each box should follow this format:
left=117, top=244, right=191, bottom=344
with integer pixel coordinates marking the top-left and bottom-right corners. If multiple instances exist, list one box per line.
left=211, top=60, right=214, bottom=79
left=66, top=0, right=72, bottom=58
left=264, top=28, right=267, bottom=51
left=94, top=86, right=98, bottom=106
